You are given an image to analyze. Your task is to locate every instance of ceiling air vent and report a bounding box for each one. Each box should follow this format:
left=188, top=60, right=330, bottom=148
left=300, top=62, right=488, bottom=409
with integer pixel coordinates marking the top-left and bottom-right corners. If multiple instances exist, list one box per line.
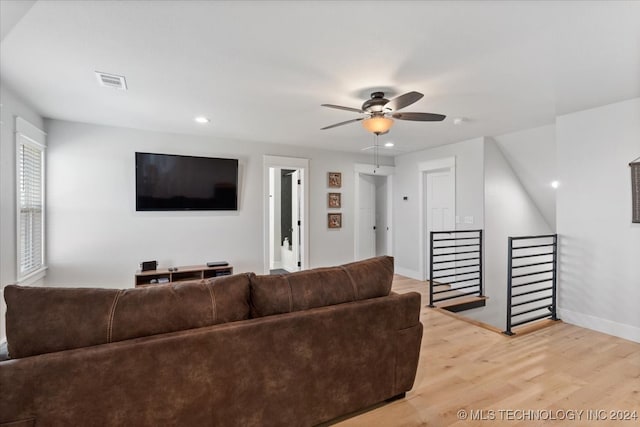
left=95, top=71, right=127, bottom=91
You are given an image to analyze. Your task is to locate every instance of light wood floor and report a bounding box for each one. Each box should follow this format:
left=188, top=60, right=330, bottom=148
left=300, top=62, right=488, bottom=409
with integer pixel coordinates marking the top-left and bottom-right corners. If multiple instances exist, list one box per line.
left=335, top=275, right=640, bottom=426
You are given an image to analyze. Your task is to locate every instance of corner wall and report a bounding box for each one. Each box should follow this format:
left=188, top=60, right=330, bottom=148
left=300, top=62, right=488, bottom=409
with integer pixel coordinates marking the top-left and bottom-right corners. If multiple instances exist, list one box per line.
left=556, top=97, right=640, bottom=342
left=0, top=82, right=45, bottom=341
left=493, top=124, right=556, bottom=230
left=465, top=139, right=551, bottom=328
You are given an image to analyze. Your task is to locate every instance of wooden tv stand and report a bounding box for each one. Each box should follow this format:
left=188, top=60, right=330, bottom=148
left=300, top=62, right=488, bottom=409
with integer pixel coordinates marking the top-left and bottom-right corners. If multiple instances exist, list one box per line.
left=135, top=264, right=233, bottom=287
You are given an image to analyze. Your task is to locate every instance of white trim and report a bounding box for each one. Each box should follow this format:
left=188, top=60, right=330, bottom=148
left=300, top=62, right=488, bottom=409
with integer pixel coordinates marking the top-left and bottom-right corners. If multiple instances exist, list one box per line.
left=16, top=116, right=47, bottom=140
left=558, top=307, right=640, bottom=343
left=418, top=157, right=455, bottom=172
left=418, top=156, right=456, bottom=281
left=354, top=163, right=395, bottom=176
left=263, top=155, right=309, bottom=274
left=353, top=163, right=395, bottom=260
left=16, top=132, right=46, bottom=150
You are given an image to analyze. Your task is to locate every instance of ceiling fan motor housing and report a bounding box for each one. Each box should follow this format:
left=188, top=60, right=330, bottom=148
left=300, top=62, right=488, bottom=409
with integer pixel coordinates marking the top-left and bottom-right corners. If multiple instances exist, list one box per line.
left=362, top=92, right=390, bottom=113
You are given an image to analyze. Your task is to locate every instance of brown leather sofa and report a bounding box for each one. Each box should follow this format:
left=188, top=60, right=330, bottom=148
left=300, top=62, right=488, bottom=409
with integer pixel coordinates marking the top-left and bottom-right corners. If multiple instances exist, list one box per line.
left=0, top=256, right=422, bottom=427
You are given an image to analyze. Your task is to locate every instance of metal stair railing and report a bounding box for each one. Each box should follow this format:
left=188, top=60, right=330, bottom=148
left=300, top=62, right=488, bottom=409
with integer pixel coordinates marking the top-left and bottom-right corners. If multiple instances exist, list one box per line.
left=429, top=229, right=483, bottom=307
left=504, top=234, right=559, bottom=335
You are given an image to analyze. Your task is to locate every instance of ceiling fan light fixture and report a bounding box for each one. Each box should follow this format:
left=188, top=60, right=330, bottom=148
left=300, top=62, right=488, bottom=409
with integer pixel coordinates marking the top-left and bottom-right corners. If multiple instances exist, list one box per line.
left=362, top=116, right=394, bottom=134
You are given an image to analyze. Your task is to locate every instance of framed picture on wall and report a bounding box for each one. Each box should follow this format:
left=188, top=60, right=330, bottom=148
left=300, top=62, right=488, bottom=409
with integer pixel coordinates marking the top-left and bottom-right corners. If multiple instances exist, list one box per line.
left=328, top=172, right=342, bottom=188
left=328, top=213, right=342, bottom=229
left=328, top=192, right=341, bottom=208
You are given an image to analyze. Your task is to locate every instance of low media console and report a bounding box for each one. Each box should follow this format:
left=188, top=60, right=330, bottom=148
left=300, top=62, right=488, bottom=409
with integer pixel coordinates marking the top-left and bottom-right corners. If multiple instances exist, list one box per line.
left=134, top=264, right=233, bottom=287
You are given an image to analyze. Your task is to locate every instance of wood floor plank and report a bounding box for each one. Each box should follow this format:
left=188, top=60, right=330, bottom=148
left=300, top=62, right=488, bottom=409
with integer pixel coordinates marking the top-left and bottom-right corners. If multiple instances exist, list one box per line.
left=333, top=275, right=640, bottom=426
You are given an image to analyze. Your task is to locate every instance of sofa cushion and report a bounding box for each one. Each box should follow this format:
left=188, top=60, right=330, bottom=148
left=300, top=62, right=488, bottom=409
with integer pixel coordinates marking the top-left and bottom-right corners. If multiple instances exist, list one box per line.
left=4, top=274, right=251, bottom=359
left=250, top=256, right=393, bottom=317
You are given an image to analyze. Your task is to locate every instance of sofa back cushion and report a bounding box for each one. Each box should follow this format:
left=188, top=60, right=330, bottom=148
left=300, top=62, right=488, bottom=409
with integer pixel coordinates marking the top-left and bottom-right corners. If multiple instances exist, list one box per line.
left=4, top=274, right=251, bottom=359
left=250, top=256, right=393, bottom=317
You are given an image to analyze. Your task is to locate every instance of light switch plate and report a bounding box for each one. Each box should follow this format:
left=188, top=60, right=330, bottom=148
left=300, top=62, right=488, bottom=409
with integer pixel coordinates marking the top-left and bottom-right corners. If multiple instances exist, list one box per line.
left=464, top=216, right=474, bottom=224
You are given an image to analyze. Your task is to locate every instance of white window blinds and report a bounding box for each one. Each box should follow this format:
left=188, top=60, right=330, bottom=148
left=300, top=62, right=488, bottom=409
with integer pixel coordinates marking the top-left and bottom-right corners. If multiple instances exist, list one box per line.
left=16, top=118, right=46, bottom=281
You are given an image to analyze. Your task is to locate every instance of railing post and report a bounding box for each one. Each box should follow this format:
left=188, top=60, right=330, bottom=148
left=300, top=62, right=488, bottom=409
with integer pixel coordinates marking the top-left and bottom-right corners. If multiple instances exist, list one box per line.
left=503, top=236, right=514, bottom=336
left=551, top=234, right=558, bottom=321
left=478, top=229, right=484, bottom=297
left=429, top=231, right=434, bottom=307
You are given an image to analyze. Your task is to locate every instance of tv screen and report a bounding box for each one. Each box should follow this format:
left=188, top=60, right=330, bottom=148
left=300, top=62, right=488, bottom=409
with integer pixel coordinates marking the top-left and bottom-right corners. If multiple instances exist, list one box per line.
left=135, top=152, right=238, bottom=211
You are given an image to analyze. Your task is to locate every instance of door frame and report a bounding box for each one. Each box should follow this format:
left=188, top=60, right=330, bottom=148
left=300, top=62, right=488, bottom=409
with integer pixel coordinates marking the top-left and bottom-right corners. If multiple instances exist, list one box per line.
left=263, top=155, right=309, bottom=274
left=418, top=157, right=456, bottom=281
left=353, top=163, right=395, bottom=260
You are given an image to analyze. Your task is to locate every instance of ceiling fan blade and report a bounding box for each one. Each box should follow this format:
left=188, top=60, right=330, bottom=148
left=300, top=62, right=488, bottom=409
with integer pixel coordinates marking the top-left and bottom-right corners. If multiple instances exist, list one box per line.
left=321, top=104, right=364, bottom=113
left=392, top=112, right=446, bottom=121
left=321, top=117, right=364, bottom=130
left=384, top=91, right=424, bottom=111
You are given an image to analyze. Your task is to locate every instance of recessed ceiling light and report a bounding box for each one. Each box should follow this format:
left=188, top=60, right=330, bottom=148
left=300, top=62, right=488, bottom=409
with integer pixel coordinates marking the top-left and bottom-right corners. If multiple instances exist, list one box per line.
left=551, top=180, right=559, bottom=189
left=384, top=142, right=395, bottom=148
left=194, top=116, right=210, bottom=124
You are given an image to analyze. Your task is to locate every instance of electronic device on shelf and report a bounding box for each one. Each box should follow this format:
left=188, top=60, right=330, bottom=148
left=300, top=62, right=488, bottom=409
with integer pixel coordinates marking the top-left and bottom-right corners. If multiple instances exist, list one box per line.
left=140, top=260, right=157, bottom=272
left=207, top=261, right=229, bottom=267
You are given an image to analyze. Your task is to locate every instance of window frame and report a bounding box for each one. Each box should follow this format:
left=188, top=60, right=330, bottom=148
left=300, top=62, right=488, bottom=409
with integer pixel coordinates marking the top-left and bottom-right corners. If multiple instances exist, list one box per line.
left=15, top=117, right=47, bottom=284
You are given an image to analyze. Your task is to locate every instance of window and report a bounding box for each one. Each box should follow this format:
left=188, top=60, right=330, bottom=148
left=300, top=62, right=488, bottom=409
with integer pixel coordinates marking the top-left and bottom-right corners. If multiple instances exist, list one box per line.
left=16, top=118, right=46, bottom=282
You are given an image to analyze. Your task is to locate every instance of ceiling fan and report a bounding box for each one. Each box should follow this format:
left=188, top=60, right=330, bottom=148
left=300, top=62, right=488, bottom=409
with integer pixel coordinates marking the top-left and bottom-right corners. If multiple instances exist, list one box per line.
left=321, top=91, right=446, bottom=134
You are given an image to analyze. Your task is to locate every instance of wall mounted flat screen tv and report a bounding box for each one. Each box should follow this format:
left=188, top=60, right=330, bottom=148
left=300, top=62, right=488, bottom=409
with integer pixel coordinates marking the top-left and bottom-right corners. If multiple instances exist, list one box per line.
left=136, top=152, right=238, bottom=211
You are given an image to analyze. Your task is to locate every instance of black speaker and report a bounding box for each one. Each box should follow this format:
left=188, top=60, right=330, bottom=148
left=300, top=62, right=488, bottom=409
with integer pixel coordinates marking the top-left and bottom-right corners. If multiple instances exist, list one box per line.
left=140, top=260, right=157, bottom=272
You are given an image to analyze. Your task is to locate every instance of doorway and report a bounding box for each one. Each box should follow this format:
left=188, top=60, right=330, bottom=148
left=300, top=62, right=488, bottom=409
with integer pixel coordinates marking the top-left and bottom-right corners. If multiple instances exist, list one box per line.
left=263, top=156, right=309, bottom=274
left=354, top=164, right=394, bottom=261
left=270, top=168, right=301, bottom=272
left=419, top=157, right=456, bottom=280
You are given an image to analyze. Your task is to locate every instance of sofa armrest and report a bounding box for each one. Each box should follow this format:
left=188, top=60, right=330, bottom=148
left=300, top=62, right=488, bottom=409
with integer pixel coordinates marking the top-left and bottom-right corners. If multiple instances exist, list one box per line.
left=390, top=292, right=423, bottom=395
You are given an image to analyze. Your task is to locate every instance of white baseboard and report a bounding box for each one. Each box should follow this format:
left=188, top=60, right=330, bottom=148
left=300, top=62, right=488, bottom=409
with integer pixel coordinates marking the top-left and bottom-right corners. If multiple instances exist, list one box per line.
left=558, top=307, right=640, bottom=343
left=395, top=267, right=423, bottom=281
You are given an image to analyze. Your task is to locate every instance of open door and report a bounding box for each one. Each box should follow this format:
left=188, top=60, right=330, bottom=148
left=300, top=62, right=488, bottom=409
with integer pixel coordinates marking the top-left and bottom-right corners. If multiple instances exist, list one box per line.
left=264, top=155, right=308, bottom=275
left=290, top=170, right=301, bottom=270
left=357, top=174, right=376, bottom=260
left=354, top=165, right=394, bottom=261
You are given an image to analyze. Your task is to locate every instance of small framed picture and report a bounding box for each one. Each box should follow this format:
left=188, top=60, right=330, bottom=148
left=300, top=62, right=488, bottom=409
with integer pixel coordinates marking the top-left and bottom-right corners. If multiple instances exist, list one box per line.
left=328, top=172, right=342, bottom=188
left=328, top=192, right=341, bottom=208
left=328, top=213, right=342, bottom=229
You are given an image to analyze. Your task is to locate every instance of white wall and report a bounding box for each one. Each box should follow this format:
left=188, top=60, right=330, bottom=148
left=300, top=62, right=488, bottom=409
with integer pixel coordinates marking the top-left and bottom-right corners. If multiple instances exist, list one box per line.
left=493, top=124, right=556, bottom=230
left=44, top=119, right=393, bottom=287
left=556, top=97, right=640, bottom=343
left=462, top=139, right=551, bottom=329
left=0, top=82, right=45, bottom=341
left=393, top=137, right=485, bottom=279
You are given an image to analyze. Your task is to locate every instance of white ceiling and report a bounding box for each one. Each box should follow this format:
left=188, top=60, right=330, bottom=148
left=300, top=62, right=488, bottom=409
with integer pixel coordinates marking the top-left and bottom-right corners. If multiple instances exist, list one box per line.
left=1, top=0, right=639, bottom=153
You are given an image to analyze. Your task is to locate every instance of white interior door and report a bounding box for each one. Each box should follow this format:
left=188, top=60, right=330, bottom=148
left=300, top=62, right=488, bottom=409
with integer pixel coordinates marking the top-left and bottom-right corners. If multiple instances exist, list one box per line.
left=290, top=170, right=301, bottom=271
left=425, top=169, right=455, bottom=278
left=374, top=176, right=388, bottom=256
left=263, top=156, right=309, bottom=275
left=357, top=174, right=376, bottom=260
